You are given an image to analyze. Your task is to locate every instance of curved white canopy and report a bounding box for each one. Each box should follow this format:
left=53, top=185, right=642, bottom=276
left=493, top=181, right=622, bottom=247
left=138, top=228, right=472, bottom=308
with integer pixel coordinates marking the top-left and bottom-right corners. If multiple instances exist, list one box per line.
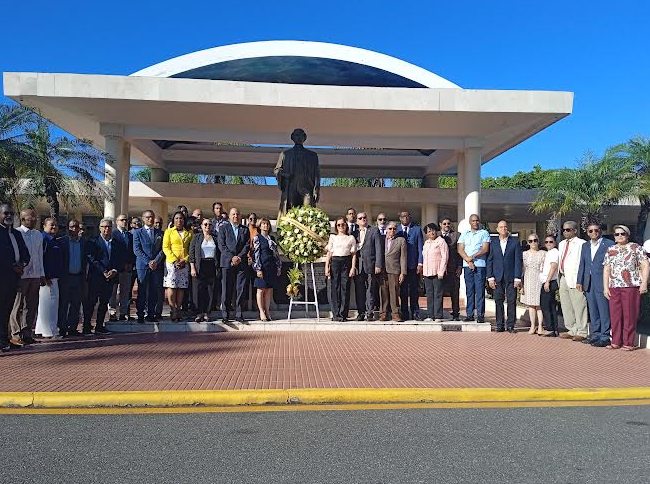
left=130, top=40, right=461, bottom=89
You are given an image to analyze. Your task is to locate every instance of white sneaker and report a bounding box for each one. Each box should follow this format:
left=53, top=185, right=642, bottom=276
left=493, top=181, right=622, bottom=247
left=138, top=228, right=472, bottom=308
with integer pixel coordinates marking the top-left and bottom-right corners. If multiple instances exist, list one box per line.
left=423, top=318, right=433, bottom=322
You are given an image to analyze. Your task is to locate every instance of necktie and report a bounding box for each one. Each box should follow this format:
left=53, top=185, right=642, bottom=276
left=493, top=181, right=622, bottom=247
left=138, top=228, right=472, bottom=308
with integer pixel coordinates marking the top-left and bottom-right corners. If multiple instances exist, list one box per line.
left=560, top=241, right=570, bottom=273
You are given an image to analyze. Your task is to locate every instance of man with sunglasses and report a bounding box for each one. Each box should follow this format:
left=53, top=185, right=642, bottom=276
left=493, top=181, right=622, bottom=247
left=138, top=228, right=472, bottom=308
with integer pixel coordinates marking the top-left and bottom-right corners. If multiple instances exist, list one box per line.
left=0, top=204, right=30, bottom=351
left=557, top=221, right=588, bottom=341
left=133, top=210, right=165, bottom=324
left=351, top=212, right=384, bottom=321
left=576, top=222, right=613, bottom=346
left=440, top=218, right=463, bottom=321
left=109, top=214, right=135, bottom=321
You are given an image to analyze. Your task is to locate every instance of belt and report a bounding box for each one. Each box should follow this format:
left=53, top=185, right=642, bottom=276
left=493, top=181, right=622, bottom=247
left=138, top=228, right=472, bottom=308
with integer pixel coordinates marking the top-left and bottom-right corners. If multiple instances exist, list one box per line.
left=68, top=272, right=83, bottom=276
left=201, top=257, right=215, bottom=261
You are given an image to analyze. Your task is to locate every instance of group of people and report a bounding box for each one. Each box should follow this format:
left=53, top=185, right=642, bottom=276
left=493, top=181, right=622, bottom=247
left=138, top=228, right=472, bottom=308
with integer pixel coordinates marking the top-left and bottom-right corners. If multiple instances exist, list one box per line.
left=1, top=199, right=649, bottom=352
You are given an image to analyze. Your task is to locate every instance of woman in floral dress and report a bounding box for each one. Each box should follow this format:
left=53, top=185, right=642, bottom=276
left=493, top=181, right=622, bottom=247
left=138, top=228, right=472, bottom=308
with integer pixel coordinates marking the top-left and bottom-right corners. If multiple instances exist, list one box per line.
left=520, top=234, right=546, bottom=334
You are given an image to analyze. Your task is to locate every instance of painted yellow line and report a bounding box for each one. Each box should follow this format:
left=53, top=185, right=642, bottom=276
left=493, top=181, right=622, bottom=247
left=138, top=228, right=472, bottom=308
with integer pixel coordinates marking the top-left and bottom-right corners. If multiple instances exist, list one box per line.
left=1, top=398, right=649, bottom=415
left=1, top=387, right=650, bottom=409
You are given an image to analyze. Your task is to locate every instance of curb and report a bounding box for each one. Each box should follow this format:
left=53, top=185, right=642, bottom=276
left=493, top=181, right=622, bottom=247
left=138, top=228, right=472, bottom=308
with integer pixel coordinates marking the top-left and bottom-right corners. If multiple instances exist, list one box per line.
left=1, top=387, right=650, bottom=408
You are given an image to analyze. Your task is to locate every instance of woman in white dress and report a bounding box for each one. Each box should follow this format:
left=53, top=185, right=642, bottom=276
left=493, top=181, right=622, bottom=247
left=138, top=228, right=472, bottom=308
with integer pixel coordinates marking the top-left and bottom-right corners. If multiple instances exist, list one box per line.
left=520, top=234, right=546, bottom=334
left=35, top=218, right=64, bottom=339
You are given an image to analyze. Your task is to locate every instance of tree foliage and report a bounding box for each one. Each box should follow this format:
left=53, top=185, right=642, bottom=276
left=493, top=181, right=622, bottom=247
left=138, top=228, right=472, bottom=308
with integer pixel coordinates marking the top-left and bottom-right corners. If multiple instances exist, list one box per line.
left=131, top=167, right=266, bottom=185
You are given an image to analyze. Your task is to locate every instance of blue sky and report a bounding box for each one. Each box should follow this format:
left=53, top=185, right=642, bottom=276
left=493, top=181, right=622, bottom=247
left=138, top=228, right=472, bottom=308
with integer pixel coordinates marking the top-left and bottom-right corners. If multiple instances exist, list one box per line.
left=1, top=0, right=648, bottom=177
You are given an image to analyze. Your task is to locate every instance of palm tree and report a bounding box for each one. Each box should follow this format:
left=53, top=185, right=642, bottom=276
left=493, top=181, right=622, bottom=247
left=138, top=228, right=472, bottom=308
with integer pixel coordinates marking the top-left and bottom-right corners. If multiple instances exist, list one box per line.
left=0, top=104, right=37, bottom=207
left=532, top=153, right=646, bottom=230
left=22, top=118, right=109, bottom=219
left=606, top=137, right=650, bottom=242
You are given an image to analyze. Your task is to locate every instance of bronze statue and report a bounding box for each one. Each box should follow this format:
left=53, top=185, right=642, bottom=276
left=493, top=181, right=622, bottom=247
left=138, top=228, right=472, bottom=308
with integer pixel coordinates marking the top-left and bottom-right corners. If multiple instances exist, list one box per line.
left=274, top=128, right=320, bottom=217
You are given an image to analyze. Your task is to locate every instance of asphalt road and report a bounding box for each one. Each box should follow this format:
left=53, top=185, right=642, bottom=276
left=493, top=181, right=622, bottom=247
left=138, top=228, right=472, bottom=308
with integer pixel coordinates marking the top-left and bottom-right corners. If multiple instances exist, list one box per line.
left=2, top=405, right=649, bottom=484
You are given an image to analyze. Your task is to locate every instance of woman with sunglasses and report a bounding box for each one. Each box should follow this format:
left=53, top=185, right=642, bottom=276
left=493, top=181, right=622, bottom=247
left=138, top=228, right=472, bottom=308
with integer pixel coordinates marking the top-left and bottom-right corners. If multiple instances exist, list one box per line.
left=539, top=236, right=560, bottom=336
left=603, top=225, right=649, bottom=350
left=520, top=233, right=545, bottom=334
left=325, top=217, right=357, bottom=322
left=189, top=219, right=220, bottom=322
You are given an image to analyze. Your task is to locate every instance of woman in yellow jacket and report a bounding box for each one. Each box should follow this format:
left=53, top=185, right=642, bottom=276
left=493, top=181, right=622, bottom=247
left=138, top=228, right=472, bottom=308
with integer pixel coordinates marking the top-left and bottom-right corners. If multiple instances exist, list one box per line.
left=163, top=211, right=193, bottom=321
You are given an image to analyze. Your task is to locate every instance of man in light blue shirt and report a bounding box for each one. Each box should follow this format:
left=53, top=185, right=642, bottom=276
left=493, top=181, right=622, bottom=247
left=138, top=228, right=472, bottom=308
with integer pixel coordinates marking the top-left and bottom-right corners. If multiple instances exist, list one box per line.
left=458, top=214, right=491, bottom=323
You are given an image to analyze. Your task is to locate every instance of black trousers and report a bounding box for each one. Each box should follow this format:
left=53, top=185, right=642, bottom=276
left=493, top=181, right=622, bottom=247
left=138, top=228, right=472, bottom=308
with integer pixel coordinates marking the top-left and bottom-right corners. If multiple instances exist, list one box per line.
left=221, top=264, right=246, bottom=319
left=0, top=277, right=19, bottom=345
left=196, top=260, right=219, bottom=314
left=540, top=280, right=559, bottom=332
left=493, top=277, right=517, bottom=329
left=331, top=256, right=352, bottom=319
left=400, top=269, right=420, bottom=318
left=349, top=269, right=368, bottom=317
left=58, top=274, right=83, bottom=331
left=424, top=276, right=444, bottom=320
left=444, top=273, right=460, bottom=317
left=84, top=279, right=113, bottom=330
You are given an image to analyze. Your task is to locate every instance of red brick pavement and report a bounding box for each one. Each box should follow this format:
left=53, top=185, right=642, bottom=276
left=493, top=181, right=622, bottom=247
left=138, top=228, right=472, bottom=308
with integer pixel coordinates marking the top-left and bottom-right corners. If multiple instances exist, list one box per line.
left=1, top=332, right=649, bottom=392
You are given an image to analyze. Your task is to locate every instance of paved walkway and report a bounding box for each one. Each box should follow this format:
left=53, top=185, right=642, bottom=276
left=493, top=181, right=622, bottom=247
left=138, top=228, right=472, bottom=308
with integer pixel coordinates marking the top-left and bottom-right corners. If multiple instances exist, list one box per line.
left=1, top=331, right=649, bottom=392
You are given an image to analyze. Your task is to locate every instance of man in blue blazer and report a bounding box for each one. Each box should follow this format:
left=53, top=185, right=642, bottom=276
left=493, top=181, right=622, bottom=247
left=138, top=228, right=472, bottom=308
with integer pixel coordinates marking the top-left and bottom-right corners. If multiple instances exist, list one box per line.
left=397, top=211, right=424, bottom=320
left=58, top=219, right=87, bottom=337
left=133, top=210, right=165, bottom=324
left=487, top=220, right=523, bottom=332
left=576, top=222, right=614, bottom=346
left=217, top=207, right=250, bottom=323
left=83, top=219, right=127, bottom=334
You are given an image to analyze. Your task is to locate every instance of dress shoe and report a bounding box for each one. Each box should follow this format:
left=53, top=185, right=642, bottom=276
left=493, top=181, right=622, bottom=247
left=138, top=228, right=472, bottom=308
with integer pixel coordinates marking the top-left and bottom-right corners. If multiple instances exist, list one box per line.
left=592, top=340, right=609, bottom=347
left=495, top=327, right=505, bottom=332
left=559, top=332, right=573, bottom=339
left=392, top=316, right=404, bottom=323
left=22, top=336, right=37, bottom=344
left=581, top=338, right=595, bottom=345
left=221, top=318, right=229, bottom=324
left=572, top=335, right=586, bottom=342
left=1, top=344, right=10, bottom=352
left=463, top=316, right=475, bottom=322
left=452, top=315, right=461, bottom=321
left=108, top=314, right=117, bottom=322
left=118, top=315, right=129, bottom=321
left=507, top=327, right=516, bottom=334
left=356, top=314, right=366, bottom=322
left=95, top=327, right=111, bottom=334
left=542, top=331, right=557, bottom=337
left=414, top=314, right=425, bottom=322
left=10, top=337, right=25, bottom=347
left=477, top=318, right=485, bottom=324
left=366, top=312, right=376, bottom=322
left=9, top=341, right=24, bottom=349
left=137, top=318, right=146, bottom=324
left=82, top=327, right=92, bottom=335
left=379, top=315, right=387, bottom=322
left=236, top=317, right=246, bottom=323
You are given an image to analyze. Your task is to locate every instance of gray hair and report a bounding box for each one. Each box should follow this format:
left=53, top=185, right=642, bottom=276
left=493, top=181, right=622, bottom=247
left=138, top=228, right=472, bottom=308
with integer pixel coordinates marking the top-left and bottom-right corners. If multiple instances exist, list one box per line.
left=100, top=218, right=113, bottom=226
left=563, top=220, right=578, bottom=230
left=387, top=221, right=398, bottom=229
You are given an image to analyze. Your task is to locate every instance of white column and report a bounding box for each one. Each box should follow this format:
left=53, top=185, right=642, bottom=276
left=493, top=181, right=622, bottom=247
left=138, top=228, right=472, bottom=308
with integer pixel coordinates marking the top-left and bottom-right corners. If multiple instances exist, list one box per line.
left=422, top=203, right=439, bottom=225
left=463, top=147, right=482, bottom=221
left=456, top=150, right=465, bottom=225
left=151, top=200, right=169, bottom=227
left=103, top=135, right=125, bottom=220
left=120, top=142, right=131, bottom=215
left=363, top=203, right=372, bottom=222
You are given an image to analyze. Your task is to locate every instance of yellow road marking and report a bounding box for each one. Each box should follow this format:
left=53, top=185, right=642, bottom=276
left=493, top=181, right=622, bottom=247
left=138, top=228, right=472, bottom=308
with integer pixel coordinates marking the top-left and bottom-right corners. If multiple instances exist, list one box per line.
left=1, top=398, right=649, bottom=415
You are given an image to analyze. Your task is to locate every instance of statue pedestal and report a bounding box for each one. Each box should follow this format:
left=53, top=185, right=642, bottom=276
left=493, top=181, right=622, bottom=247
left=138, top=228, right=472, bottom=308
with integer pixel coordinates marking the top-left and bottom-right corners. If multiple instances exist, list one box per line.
left=287, top=263, right=320, bottom=321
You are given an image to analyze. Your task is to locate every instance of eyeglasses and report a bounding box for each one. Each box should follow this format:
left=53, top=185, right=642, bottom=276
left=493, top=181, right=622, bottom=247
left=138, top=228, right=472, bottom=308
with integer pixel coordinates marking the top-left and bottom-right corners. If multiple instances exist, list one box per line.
left=562, top=228, right=574, bottom=232
left=100, top=225, right=111, bottom=229
left=614, top=232, right=627, bottom=237
left=544, top=240, right=555, bottom=245
left=377, top=218, right=386, bottom=221
left=357, top=216, right=366, bottom=220
left=528, top=239, right=538, bottom=243
left=117, top=218, right=127, bottom=222
left=336, top=223, right=346, bottom=227
left=441, top=222, right=451, bottom=225
left=587, top=228, right=601, bottom=233
left=387, top=227, right=397, bottom=231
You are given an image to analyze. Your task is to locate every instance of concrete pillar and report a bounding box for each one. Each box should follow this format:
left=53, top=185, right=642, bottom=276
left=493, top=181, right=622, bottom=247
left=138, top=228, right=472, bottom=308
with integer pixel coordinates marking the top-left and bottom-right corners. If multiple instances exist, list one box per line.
left=422, top=203, right=439, bottom=225
left=103, top=135, right=125, bottom=220
left=456, top=151, right=465, bottom=225
left=363, top=203, right=372, bottom=223
left=151, top=200, right=169, bottom=227
left=151, top=168, right=170, bottom=182
left=463, top=147, right=482, bottom=221
left=120, top=142, right=131, bottom=215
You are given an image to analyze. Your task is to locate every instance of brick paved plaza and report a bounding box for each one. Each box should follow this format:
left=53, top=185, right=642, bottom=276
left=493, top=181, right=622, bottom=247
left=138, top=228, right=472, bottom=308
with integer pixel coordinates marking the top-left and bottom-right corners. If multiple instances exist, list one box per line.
left=1, top=331, right=648, bottom=393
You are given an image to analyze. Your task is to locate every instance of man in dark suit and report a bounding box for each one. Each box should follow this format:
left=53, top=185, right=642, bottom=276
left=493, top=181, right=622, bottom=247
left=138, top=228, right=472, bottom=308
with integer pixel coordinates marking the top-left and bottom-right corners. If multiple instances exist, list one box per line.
left=576, top=222, right=614, bottom=347
left=83, top=219, right=127, bottom=334
left=487, top=220, right=523, bottom=332
left=440, top=218, right=463, bottom=321
left=397, top=211, right=424, bottom=320
left=58, top=219, right=87, bottom=337
left=353, top=212, right=384, bottom=321
left=380, top=222, right=407, bottom=322
left=0, top=204, right=30, bottom=352
left=109, top=214, right=134, bottom=321
left=133, top=210, right=165, bottom=324
left=218, top=207, right=250, bottom=323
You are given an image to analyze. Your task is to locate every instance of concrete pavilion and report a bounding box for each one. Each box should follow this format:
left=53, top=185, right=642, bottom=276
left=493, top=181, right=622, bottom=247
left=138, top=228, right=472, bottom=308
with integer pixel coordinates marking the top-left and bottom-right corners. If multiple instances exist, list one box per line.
left=4, top=40, right=578, bottom=231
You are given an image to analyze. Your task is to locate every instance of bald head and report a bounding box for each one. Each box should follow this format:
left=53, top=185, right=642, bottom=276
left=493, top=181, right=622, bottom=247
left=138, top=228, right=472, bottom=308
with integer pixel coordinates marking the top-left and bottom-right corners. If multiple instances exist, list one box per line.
left=20, top=209, right=37, bottom=229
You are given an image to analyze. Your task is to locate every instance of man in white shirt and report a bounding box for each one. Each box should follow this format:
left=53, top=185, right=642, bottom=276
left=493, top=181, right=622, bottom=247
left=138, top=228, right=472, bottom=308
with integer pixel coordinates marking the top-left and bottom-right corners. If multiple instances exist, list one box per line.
left=557, top=220, right=588, bottom=340
left=10, top=209, right=44, bottom=343
left=346, top=207, right=358, bottom=235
